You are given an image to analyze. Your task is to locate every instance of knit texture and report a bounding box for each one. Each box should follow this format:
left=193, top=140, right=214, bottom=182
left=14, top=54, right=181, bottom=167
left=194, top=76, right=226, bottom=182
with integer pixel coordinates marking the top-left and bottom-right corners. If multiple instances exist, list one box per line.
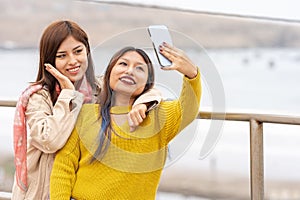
left=50, top=71, right=201, bottom=200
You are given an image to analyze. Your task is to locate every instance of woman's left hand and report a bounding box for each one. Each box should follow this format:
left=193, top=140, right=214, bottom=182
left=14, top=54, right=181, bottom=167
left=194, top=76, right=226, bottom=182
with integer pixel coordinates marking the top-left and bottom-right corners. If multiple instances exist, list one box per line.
left=159, top=43, right=198, bottom=79
left=127, top=104, right=147, bottom=132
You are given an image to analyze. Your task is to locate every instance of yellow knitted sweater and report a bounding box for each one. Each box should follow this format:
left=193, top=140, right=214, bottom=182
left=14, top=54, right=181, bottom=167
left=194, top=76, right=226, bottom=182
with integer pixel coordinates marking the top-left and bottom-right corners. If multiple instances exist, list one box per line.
left=50, top=71, right=201, bottom=200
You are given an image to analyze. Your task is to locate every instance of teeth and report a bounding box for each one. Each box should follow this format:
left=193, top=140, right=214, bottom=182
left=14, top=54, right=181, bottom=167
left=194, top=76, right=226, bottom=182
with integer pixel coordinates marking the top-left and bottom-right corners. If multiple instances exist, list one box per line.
left=68, top=67, right=79, bottom=72
left=120, top=77, right=135, bottom=84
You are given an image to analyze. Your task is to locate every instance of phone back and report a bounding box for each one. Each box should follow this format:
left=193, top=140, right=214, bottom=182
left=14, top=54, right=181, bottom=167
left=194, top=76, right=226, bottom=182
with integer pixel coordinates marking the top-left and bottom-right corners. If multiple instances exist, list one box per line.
left=148, top=25, right=173, bottom=67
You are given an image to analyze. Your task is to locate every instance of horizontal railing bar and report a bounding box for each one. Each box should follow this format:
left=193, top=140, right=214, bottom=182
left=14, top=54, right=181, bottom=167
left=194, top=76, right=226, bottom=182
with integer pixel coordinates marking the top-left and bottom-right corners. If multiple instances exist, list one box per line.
left=0, top=102, right=299, bottom=200
left=0, top=100, right=17, bottom=107
left=199, top=111, right=300, bottom=125
left=0, top=191, right=11, bottom=200
left=1, top=100, right=300, bottom=125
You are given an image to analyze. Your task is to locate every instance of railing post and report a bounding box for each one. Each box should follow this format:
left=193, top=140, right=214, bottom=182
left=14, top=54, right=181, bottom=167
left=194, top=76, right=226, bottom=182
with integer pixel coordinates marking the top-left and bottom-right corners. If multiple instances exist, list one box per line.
left=250, top=119, right=264, bottom=200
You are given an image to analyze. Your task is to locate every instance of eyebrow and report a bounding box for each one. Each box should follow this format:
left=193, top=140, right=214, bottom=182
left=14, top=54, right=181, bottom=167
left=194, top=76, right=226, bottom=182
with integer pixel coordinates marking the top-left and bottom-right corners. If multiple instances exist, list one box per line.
left=56, top=45, right=83, bottom=54
left=120, top=57, right=147, bottom=66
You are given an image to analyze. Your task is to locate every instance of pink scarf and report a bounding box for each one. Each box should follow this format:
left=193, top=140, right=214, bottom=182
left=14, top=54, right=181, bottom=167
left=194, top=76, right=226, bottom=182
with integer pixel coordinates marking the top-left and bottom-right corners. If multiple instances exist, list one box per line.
left=13, top=84, right=43, bottom=191
left=14, top=76, right=93, bottom=191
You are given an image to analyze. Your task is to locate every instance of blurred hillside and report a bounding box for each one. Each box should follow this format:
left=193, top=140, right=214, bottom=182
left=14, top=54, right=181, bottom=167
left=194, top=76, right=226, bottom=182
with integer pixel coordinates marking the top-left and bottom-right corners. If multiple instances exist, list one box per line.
left=1, top=0, right=300, bottom=49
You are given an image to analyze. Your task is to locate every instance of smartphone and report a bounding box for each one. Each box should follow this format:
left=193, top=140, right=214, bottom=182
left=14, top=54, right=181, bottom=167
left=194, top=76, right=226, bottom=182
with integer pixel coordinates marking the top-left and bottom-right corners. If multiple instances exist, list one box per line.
left=148, top=25, right=173, bottom=67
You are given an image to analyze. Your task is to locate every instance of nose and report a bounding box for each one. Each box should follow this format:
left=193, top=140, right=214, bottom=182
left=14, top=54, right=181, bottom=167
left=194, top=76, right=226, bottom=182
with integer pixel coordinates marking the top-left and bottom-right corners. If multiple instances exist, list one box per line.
left=125, top=65, right=134, bottom=75
left=68, top=54, right=77, bottom=65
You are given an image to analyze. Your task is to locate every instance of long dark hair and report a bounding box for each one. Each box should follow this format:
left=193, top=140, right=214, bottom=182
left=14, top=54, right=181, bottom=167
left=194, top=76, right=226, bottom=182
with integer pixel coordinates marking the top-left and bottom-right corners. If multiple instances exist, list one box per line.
left=34, top=20, right=96, bottom=103
left=93, top=47, right=155, bottom=161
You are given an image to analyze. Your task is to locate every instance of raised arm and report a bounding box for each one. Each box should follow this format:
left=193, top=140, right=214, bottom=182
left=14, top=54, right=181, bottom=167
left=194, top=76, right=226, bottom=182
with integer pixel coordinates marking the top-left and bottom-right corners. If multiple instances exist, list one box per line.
left=159, top=43, right=201, bottom=141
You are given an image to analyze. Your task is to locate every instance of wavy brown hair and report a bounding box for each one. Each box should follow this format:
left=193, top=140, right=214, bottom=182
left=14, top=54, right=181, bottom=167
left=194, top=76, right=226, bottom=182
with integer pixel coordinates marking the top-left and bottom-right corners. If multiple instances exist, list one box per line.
left=34, top=20, right=96, bottom=104
left=93, top=46, right=155, bottom=161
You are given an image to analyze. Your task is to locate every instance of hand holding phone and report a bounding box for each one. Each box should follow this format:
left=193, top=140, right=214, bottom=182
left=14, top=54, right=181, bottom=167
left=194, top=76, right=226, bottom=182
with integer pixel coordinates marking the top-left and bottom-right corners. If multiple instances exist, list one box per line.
left=148, top=25, right=173, bottom=67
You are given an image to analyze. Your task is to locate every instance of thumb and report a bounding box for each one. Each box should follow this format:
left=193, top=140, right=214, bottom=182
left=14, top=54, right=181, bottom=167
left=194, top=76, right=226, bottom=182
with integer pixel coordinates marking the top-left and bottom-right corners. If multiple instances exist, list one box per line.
left=130, top=126, right=137, bottom=132
left=127, top=117, right=136, bottom=132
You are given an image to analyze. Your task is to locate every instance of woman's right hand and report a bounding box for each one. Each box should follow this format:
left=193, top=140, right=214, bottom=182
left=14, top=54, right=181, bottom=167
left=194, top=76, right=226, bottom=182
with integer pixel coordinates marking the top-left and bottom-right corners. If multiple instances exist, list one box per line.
left=159, top=43, right=198, bottom=79
left=44, top=63, right=75, bottom=90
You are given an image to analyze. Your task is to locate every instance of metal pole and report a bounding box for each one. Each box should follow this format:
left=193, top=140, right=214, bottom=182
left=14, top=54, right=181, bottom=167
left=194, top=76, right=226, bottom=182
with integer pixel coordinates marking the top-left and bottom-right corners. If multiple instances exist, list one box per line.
left=250, top=119, right=264, bottom=200
left=0, top=100, right=17, bottom=107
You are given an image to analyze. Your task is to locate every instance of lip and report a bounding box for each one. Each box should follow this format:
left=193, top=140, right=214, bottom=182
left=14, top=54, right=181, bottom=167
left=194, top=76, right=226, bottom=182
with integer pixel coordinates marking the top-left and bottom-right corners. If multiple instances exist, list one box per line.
left=119, top=75, right=136, bottom=85
left=67, top=66, right=80, bottom=74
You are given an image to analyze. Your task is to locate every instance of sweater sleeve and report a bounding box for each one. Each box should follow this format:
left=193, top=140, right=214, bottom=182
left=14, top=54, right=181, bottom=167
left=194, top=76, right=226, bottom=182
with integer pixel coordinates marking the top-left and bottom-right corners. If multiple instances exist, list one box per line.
left=26, top=89, right=84, bottom=153
left=133, top=88, right=162, bottom=111
left=164, top=68, right=201, bottom=142
left=50, top=128, right=80, bottom=200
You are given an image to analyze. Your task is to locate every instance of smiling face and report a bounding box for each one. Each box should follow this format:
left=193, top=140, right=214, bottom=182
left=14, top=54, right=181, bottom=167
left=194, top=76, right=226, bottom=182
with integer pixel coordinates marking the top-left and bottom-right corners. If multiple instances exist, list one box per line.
left=55, top=35, right=88, bottom=83
left=109, top=51, right=149, bottom=98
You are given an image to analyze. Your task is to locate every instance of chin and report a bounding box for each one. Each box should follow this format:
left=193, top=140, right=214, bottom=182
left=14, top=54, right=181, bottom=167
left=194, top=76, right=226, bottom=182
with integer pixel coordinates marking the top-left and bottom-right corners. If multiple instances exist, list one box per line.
left=72, top=75, right=84, bottom=83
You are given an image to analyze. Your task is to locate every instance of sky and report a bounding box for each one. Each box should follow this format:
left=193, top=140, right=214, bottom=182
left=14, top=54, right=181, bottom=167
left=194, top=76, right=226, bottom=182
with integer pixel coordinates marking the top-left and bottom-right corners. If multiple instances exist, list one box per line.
left=93, top=0, right=300, bottom=22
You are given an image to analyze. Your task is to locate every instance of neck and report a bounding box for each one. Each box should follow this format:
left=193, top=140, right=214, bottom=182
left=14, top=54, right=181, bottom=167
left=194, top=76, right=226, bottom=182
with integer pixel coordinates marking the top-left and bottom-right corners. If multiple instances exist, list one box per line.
left=112, top=93, right=135, bottom=106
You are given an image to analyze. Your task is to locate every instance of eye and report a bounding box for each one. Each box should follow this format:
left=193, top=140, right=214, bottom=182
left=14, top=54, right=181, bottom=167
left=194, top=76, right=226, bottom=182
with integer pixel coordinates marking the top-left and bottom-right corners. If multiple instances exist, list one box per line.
left=119, top=61, right=127, bottom=66
left=56, top=54, right=66, bottom=58
left=74, top=49, right=83, bottom=54
left=136, top=66, right=145, bottom=72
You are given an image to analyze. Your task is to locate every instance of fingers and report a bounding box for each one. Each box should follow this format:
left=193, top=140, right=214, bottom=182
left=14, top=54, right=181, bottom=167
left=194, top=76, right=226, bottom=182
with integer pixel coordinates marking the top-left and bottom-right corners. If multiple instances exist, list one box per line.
left=158, top=44, right=197, bottom=78
left=159, top=44, right=175, bottom=62
left=159, top=44, right=180, bottom=71
left=44, top=63, right=74, bottom=90
left=127, top=104, right=147, bottom=132
left=44, top=63, right=64, bottom=79
left=128, top=104, right=147, bottom=125
left=159, top=42, right=182, bottom=58
left=127, top=117, right=136, bottom=132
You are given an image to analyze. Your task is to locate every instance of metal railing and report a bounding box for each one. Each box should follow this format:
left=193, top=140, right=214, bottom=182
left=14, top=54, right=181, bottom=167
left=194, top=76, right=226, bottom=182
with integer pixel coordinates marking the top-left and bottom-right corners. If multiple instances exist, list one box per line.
left=0, top=100, right=16, bottom=108
left=199, top=111, right=300, bottom=199
left=1, top=100, right=300, bottom=200
left=0, top=192, right=11, bottom=200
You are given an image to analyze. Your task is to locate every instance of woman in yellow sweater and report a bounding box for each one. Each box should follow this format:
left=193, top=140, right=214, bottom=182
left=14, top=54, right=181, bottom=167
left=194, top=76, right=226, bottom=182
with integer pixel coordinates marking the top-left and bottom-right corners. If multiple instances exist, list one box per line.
left=50, top=43, right=201, bottom=199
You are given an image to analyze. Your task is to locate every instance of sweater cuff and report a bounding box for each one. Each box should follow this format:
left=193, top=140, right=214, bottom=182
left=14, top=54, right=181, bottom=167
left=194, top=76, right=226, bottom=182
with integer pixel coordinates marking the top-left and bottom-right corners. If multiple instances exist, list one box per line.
left=58, top=89, right=84, bottom=101
left=183, top=67, right=200, bottom=82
